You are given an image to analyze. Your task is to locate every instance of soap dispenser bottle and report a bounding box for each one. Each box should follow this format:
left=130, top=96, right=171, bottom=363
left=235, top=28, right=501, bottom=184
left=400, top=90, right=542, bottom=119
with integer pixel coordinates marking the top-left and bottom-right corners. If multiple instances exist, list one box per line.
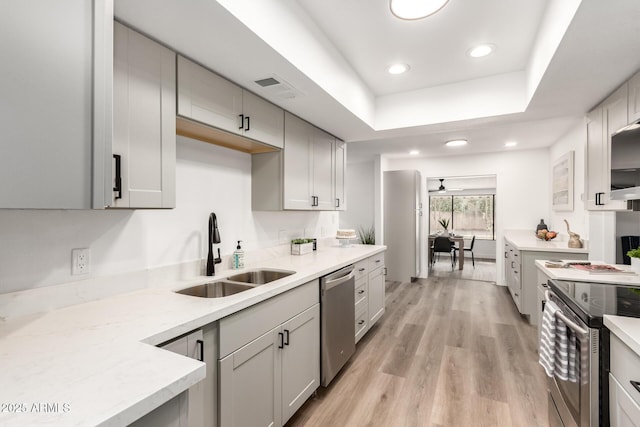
left=233, top=241, right=245, bottom=269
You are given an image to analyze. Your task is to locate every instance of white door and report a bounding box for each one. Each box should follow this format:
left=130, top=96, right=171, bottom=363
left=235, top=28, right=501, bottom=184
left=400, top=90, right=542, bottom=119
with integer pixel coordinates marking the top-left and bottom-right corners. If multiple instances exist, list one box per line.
left=113, top=23, right=176, bottom=208
left=219, top=327, right=281, bottom=427
left=334, top=140, right=347, bottom=211
left=368, top=267, right=385, bottom=326
left=242, top=91, right=284, bottom=149
left=177, top=56, right=243, bottom=135
left=283, top=113, right=313, bottom=210
left=311, top=127, right=335, bottom=210
left=281, top=304, right=320, bottom=424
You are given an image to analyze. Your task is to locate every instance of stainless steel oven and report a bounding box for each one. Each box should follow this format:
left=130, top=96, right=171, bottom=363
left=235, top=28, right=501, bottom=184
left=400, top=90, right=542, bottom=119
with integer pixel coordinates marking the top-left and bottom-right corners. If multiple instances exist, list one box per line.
left=545, top=288, right=600, bottom=427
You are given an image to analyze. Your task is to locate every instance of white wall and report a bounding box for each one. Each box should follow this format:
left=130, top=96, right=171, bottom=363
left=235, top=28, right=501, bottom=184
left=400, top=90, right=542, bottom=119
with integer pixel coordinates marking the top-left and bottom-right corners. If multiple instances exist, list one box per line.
left=0, top=136, right=338, bottom=294
left=379, top=148, right=550, bottom=284
left=548, top=120, right=589, bottom=239
left=339, top=161, right=375, bottom=234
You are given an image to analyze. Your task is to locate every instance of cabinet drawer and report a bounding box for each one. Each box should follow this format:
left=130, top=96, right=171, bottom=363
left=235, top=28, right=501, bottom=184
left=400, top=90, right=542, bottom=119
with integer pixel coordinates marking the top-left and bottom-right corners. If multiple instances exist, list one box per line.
left=355, top=279, right=367, bottom=306
left=369, top=252, right=385, bottom=271
left=355, top=304, right=368, bottom=343
left=219, top=280, right=319, bottom=358
left=354, top=259, right=368, bottom=281
left=610, top=374, right=640, bottom=426
left=610, top=333, right=640, bottom=407
left=508, top=282, right=522, bottom=311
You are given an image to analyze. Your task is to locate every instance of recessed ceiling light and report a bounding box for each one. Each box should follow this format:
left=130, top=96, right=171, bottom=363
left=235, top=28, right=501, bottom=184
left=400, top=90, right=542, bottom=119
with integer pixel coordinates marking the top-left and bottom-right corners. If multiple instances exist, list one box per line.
left=505, top=141, right=517, bottom=147
left=445, top=139, right=467, bottom=147
left=468, top=44, right=495, bottom=58
left=409, top=150, right=420, bottom=155
left=390, top=0, right=449, bottom=20
left=388, top=63, right=410, bottom=75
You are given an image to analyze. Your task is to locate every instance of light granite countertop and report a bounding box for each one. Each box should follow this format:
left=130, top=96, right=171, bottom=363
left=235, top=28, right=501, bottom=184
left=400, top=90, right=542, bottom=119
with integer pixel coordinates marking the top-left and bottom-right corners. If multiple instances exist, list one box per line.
left=535, top=259, right=640, bottom=285
left=604, top=315, right=640, bottom=356
left=0, top=243, right=385, bottom=427
left=504, top=229, right=589, bottom=254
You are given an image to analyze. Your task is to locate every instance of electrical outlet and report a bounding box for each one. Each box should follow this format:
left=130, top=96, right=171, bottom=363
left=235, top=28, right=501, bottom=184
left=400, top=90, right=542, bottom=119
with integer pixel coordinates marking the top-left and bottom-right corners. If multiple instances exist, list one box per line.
left=72, top=248, right=91, bottom=275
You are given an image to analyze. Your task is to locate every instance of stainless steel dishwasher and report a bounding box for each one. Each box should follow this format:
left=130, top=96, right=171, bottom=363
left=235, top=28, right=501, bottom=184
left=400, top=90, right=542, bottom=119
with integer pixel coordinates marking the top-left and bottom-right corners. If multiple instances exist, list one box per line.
left=320, top=264, right=356, bottom=387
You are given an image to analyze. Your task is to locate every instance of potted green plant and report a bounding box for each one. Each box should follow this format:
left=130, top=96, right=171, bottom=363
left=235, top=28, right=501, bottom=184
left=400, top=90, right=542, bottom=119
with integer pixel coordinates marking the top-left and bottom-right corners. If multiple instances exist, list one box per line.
left=438, top=218, right=450, bottom=236
left=291, top=238, right=314, bottom=255
left=358, top=225, right=375, bottom=245
left=627, top=247, right=640, bottom=273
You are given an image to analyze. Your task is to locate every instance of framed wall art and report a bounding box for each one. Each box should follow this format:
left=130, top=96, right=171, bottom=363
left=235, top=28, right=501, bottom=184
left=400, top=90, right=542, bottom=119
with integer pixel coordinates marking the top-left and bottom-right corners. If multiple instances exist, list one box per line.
left=552, top=151, right=574, bottom=211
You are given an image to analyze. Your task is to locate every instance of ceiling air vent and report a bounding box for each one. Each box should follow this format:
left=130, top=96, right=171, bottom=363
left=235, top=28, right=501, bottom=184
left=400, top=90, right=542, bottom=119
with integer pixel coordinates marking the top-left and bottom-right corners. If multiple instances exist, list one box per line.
left=255, top=77, right=280, bottom=87
left=253, top=74, right=303, bottom=100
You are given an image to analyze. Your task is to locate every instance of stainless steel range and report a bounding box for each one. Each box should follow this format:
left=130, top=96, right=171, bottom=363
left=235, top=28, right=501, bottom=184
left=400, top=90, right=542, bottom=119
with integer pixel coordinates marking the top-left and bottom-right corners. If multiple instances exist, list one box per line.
left=545, top=279, right=640, bottom=427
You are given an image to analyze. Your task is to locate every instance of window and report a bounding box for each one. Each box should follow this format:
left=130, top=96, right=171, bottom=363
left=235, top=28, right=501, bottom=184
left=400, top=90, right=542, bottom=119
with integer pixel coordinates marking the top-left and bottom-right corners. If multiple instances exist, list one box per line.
left=429, top=194, right=495, bottom=239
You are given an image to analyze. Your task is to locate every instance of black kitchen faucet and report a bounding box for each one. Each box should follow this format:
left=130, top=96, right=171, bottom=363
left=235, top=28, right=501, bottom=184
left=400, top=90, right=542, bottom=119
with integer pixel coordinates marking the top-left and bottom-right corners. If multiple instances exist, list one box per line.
left=206, top=212, right=222, bottom=276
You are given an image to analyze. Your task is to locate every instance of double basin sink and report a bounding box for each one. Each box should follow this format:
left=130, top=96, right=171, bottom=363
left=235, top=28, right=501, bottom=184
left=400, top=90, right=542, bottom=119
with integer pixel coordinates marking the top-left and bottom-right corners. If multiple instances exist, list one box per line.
left=176, top=269, right=295, bottom=298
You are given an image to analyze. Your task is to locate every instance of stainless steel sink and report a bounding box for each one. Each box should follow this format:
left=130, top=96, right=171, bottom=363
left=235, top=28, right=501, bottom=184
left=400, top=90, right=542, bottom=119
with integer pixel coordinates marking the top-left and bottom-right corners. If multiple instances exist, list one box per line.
left=176, top=281, right=254, bottom=298
left=226, top=269, right=295, bottom=285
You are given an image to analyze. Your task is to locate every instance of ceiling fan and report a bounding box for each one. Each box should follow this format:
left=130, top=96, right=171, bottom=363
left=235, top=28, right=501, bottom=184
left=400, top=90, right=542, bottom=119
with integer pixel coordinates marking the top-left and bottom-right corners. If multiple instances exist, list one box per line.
left=428, top=178, right=447, bottom=193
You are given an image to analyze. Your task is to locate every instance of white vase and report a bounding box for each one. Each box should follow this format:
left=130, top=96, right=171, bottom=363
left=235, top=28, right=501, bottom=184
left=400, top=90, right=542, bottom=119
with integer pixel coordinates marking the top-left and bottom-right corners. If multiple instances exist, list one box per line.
left=631, top=257, right=640, bottom=273
left=441, top=229, right=449, bottom=237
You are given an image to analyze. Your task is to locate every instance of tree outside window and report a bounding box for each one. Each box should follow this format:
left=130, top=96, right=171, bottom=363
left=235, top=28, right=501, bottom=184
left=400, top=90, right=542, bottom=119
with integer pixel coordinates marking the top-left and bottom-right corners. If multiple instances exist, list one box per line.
left=429, top=195, right=494, bottom=239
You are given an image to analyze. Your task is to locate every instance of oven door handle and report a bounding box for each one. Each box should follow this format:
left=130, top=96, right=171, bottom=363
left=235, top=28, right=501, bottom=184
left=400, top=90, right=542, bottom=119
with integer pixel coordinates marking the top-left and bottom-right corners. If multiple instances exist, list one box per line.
left=555, top=310, right=589, bottom=338
left=545, top=290, right=589, bottom=338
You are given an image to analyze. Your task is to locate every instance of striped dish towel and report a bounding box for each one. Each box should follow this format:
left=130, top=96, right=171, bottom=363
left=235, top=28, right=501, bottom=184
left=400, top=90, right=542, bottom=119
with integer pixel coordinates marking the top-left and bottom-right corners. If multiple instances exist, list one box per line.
left=539, top=299, right=560, bottom=377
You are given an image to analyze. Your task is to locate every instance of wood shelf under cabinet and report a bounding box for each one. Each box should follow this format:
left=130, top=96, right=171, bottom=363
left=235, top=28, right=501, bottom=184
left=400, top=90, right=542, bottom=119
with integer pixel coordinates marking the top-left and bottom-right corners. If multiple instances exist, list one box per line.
left=176, top=116, right=280, bottom=154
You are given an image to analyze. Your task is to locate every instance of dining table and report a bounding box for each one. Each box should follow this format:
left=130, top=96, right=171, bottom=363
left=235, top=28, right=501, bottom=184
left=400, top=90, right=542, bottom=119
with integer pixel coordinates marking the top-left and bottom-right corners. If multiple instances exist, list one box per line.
left=428, top=234, right=465, bottom=270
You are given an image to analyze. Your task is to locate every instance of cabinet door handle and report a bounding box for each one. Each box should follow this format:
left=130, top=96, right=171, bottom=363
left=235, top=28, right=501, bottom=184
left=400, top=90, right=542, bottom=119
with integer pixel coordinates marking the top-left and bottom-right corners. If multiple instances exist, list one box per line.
left=245, top=115, right=250, bottom=131
left=511, top=261, right=514, bottom=269
left=375, top=260, right=381, bottom=263
left=358, top=320, right=365, bottom=326
left=358, top=289, right=365, bottom=294
left=278, top=332, right=284, bottom=349
left=311, top=196, right=318, bottom=207
left=283, top=329, right=290, bottom=346
left=336, top=198, right=340, bottom=208
left=383, top=267, right=387, bottom=276
left=358, top=268, right=366, bottom=272
left=541, top=300, right=546, bottom=311
left=505, top=251, right=508, bottom=258
left=113, top=154, right=122, bottom=200
left=238, top=114, right=244, bottom=130
left=196, top=339, right=204, bottom=362
left=596, top=192, right=605, bottom=206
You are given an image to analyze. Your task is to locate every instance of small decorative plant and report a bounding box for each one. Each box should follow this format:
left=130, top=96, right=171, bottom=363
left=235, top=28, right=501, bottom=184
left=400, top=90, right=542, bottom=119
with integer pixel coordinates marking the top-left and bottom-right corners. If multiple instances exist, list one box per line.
left=358, top=225, right=375, bottom=245
left=291, top=238, right=314, bottom=255
left=627, top=247, right=640, bottom=259
left=438, top=218, right=450, bottom=230
left=291, top=238, right=314, bottom=245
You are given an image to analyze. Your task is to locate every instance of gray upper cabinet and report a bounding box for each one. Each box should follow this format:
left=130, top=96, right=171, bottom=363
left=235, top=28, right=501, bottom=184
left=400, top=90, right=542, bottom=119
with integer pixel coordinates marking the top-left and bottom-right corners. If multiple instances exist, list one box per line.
left=113, top=23, right=176, bottom=208
left=628, top=71, right=640, bottom=123
left=177, top=56, right=284, bottom=149
left=252, top=112, right=338, bottom=211
left=0, top=0, right=113, bottom=209
left=334, top=140, right=347, bottom=211
left=585, top=83, right=629, bottom=211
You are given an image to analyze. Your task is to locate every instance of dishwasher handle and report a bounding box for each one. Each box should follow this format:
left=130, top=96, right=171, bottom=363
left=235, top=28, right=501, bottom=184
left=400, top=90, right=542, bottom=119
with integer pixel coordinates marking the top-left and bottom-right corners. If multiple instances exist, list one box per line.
left=323, top=265, right=355, bottom=291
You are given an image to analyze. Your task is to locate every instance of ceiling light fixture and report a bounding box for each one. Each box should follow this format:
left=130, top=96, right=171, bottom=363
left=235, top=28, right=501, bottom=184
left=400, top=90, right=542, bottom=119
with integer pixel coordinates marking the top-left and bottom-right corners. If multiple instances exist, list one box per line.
left=388, top=63, right=410, bottom=75
left=468, top=44, right=495, bottom=58
left=390, top=0, right=449, bottom=20
left=445, top=139, right=467, bottom=147
left=505, top=141, right=517, bottom=147
left=438, top=178, right=446, bottom=193
left=409, top=150, right=420, bottom=155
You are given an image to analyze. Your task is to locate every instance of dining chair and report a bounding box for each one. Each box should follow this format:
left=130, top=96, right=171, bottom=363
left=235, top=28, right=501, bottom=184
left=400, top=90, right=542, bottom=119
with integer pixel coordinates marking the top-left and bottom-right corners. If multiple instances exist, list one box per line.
left=455, top=235, right=476, bottom=268
left=431, top=236, right=455, bottom=270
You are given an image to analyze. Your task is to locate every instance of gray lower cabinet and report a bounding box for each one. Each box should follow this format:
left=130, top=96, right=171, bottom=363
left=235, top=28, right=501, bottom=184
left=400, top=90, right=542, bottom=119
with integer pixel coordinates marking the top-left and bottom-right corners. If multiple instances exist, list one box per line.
left=218, top=280, right=320, bottom=427
left=130, top=393, right=188, bottom=427
left=368, top=265, right=385, bottom=325
left=504, top=239, right=587, bottom=324
left=112, top=23, right=176, bottom=208
left=0, top=0, right=113, bottom=209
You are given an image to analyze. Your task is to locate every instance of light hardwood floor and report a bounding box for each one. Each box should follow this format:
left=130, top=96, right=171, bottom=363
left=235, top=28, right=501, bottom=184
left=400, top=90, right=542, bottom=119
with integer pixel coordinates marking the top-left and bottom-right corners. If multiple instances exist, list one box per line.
left=286, top=272, right=549, bottom=427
